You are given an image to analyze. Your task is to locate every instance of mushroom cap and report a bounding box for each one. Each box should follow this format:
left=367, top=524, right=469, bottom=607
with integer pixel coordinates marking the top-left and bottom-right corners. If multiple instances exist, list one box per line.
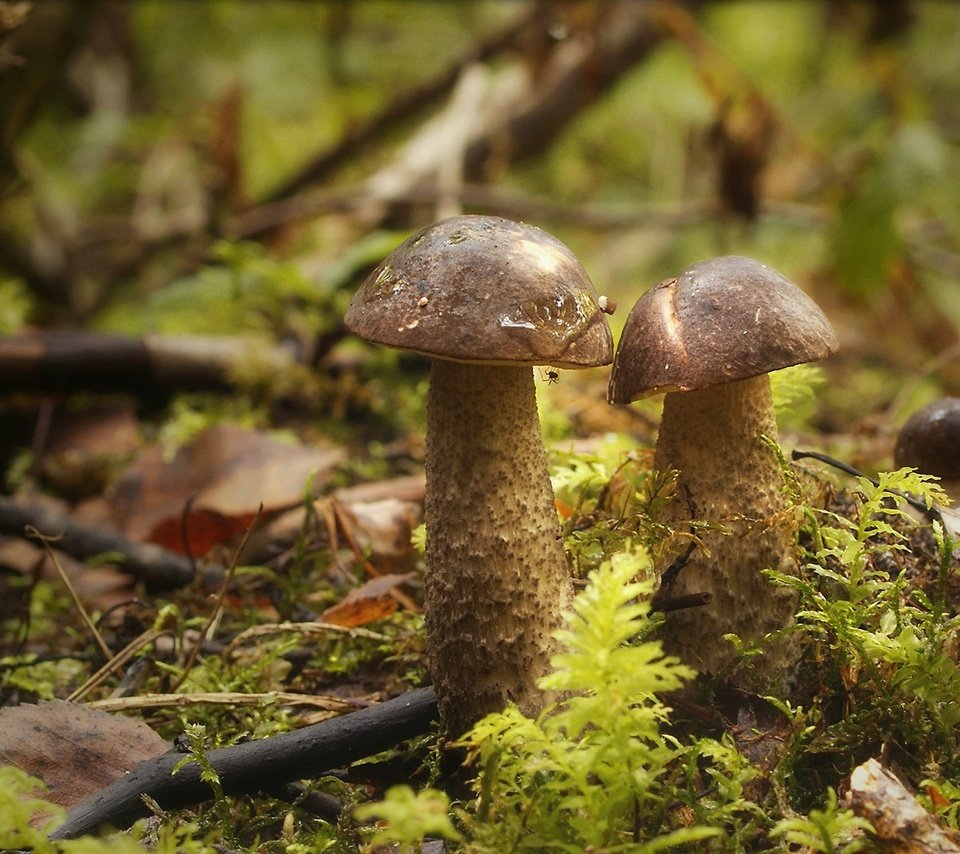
left=608, top=255, right=839, bottom=403
left=345, top=215, right=613, bottom=368
left=894, top=397, right=960, bottom=478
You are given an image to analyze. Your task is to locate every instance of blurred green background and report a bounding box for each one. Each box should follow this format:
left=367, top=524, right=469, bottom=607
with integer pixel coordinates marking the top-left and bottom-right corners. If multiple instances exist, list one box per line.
left=2, top=0, right=959, bottom=442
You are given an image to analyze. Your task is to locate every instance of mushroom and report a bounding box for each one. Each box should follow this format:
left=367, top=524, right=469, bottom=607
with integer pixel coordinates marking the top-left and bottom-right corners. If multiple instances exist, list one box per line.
left=345, top=214, right=613, bottom=735
left=894, top=397, right=960, bottom=504
left=608, top=255, right=839, bottom=686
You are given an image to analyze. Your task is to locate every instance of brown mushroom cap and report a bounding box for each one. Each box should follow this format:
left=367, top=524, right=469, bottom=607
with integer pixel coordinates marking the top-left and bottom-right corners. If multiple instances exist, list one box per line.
left=608, top=255, right=839, bottom=403
left=894, top=397, right=960, bottom=478
left=345, top=215, right=612, bottom=368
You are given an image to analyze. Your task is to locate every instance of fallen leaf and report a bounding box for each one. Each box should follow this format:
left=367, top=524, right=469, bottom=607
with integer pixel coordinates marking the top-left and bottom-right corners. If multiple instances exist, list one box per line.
left=335, top=498, right=423, bottom=571
left=107, top=425, right=345, bottom=554
left=0, top=700, right=168, bottom=818
left=146, top=507, right=259, bottom=558
left=252, top=479, right=424, bottom=571
left=319, top=573, right=415, bottom=628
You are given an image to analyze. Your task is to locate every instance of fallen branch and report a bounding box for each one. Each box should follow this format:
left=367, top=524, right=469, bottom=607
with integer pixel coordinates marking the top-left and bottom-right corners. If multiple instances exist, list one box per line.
left=0, top=331, right=295, bottom=396
left=260, top=5, right=541, bottom=204
left=231, top=182, right=827, bottom=242
left=462, top=2, right=696, bottom=180
left=84, top=690, right=363, bottom=715
left=847, top=758, right=960, bottom=853
left=0, top=496, right=215, bottom=589
left=49, top=687, right=439, bottom=840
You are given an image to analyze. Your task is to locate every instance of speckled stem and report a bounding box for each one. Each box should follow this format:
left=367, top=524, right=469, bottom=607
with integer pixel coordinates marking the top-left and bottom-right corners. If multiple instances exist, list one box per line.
left=424, top=360, right=572, bottom=736
left=655, top=375, right=800, bottom=688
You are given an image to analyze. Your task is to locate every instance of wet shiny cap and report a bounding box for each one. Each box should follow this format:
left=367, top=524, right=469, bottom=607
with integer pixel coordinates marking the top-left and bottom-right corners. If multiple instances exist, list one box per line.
left=894, top=397, right=960, bottom=478
left=608, top=255, right=839, bottom=403
left=345, top=215, right=613, bottom=368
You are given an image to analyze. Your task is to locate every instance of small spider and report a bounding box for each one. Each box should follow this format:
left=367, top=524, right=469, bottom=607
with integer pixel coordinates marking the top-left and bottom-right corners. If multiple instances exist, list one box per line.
left=540, top=367, right=560, bottom=384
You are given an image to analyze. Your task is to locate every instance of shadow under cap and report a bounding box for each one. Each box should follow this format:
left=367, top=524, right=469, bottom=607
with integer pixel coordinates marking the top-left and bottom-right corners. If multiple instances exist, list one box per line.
left=608, top=255, right=839, bottom=403
left=345, top=214, right=612, bottom=368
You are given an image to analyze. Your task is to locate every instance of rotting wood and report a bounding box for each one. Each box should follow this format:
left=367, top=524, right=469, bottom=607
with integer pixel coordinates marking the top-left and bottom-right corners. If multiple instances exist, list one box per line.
left=847, top=758, right=960, bottom=853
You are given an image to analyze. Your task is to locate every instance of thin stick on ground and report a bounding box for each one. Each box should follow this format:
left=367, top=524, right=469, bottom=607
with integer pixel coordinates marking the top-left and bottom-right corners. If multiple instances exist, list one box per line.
left=27, top=526, right=112, bottom=661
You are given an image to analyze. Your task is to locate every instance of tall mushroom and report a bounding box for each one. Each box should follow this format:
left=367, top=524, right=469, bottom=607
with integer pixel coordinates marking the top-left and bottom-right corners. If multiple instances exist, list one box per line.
left=345, top=215, right=613, bottom=735
left=608, top=255, right=838, bottom=687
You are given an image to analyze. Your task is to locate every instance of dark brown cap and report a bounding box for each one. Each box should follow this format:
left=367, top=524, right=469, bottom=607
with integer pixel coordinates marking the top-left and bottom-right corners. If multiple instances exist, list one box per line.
left=345, top=215, right=612, bottom=368
left=608, top=255, right=839, bottom=403
left=894, top=397, right=960, bottom=478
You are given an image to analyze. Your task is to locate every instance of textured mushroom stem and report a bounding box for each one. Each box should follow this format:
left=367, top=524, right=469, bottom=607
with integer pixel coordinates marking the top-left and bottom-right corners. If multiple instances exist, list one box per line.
left=425, top=360, right=572, bottom=736
left=655, top=375, right=800, bottom=688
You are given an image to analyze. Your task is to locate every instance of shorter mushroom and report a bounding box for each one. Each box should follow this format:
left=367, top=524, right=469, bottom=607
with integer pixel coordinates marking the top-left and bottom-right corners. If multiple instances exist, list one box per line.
left=345, top=214, right=612, bottom=736
left=608, top=255, right=838, bottom=687
left=894, top=397, right=960, bottom=504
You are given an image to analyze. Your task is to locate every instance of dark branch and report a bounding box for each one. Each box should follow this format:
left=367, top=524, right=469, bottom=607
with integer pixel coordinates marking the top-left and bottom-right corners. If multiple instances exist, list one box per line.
left=0, top=331, right=295, bottom=396
left=0, top=496, right=215, bottom=590
left=792, top=449, right=939, bottom=519
left=49, top=687, right=439, bottom=839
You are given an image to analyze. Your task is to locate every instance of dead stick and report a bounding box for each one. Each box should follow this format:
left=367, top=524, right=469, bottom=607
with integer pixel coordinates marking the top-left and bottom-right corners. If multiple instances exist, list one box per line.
left=27, top=526, right=113, bottom=660
left=0, top=331, right=294, bottom=396
left=792, top=449, right=947, bottom=522
left=847, top=758, right=960, bottom=852
left=0, top=497, right=219, bottom=589
left=49, top=687, right=439, bottom=840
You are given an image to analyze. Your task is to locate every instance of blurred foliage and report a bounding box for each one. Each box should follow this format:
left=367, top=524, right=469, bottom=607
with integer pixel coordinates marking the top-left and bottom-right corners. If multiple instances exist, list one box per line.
left=1, top=1, right=957, bottom=322
left=0, top=0, right=956, bottom=445
left=0, top=276, right=31, bottom=332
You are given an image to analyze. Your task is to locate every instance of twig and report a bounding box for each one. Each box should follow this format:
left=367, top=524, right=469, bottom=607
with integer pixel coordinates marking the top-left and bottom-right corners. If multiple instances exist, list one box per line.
left=27, top=526, right=112, bottom=661
left=0, top=331, right=295, bottom=396
left=259, top=6, right=540, bottom=204
left=235, top=3, right=705, bottom=239
left=223, top=621, right=388, bottom=655
left=231, top=181, right=827, bottom=243
left=793, top=448, right=960, bottom=546
left=168, top=505, right=262, bottom=693
left=85, top=691, right=364, bottom=715
left=653, top=591, right=712, bottom=613
left=179, top=493, right=199, bottom=579
left=49, top=687, right=439, bottom=840
left=67, top=628, right=172, bottom=703
left=791, top=449, right=938, bottom=519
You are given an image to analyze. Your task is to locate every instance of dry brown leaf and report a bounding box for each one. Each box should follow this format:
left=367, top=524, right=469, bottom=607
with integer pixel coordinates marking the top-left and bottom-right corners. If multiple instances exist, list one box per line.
left=0, top=700, right=168, bottom=816
left=260, top=492, right=423, bottom=574
left=337, top=498, right=423, bottom=571
left=319, top=573, right=415, bottom=628
left=107, top=424, right=345, bottom=553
